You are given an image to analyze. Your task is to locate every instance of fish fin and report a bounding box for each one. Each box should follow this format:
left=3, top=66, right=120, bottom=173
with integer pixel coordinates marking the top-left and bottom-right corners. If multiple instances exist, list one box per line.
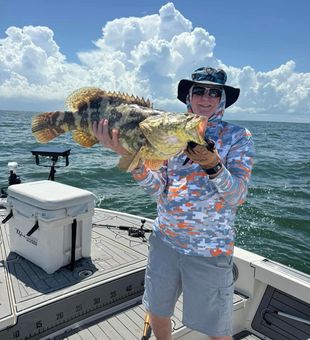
left=112, top=93, right=152, bottom=108
left=144, top=159, right=165, bottom=170
left=105, top=92, right=152, bottom=108
left=66, top=87, right=153, bottom=111
left=118, top=155, right=136, bottom=172
left=65, top=87, right=106, bottom=111
left=32, top=111, right=66, bottom=143
left=72, top=131, right=98, bottom=148
left=118, top=148, right=145, bottom=172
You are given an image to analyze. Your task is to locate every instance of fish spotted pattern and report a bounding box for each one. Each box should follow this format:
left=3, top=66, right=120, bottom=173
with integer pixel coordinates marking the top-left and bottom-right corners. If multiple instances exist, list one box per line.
left=32, top=87, right=208, bottom=171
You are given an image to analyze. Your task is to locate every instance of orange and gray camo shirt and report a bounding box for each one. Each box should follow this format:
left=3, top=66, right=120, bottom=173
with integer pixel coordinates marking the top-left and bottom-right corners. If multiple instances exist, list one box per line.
left=132, top=111, right=255, bottom=257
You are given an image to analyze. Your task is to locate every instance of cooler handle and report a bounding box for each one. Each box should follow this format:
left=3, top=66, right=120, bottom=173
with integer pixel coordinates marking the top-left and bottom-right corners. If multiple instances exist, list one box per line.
left=26, top=221, right=39, bottom=236
left=70, top=219, right=77, bottom=271
left=2, top=210, right=13, bottom=224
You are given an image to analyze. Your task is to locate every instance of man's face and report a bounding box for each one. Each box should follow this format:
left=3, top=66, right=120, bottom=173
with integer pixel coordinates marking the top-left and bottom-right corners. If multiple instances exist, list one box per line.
left=190, top=86, right=221, bottom=118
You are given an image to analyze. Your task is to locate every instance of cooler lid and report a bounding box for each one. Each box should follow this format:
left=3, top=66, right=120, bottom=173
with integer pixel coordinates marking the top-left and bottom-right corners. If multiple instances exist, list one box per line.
left=7, top=180, right=95, bottom=210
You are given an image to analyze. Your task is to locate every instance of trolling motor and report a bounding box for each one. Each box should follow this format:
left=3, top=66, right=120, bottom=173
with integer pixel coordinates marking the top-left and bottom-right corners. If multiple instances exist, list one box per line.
left=31, top=146, right=71, bottom=181
left=0, top=162, right=21, bottom=198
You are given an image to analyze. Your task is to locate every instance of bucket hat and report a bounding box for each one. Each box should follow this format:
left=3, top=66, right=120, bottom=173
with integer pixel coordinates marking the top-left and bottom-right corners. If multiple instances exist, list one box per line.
left=177, top=67, right=240, bottom=108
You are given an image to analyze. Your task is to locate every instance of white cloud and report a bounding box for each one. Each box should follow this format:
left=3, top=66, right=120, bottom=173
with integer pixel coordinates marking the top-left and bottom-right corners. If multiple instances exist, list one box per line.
left=0, top=2, right=309, bottom=122
left=225, top=61, right=310, bottom=121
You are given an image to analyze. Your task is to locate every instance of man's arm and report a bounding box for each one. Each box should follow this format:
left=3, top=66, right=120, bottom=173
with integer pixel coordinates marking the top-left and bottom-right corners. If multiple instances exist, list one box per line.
left=209, top=128, right=255, bottom=206
left=131, top=163, right=168, bottom=198
left=184, top=128, right=255, bottom=206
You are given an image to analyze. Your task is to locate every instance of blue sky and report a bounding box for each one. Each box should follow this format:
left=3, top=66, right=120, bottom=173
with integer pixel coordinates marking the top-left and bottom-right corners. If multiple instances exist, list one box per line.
left=0, top=0, right=309, bottom=122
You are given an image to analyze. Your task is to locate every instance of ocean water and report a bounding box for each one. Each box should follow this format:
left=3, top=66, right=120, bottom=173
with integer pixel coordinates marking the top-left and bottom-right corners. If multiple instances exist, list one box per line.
left=0, top=110, right=309, bottom=274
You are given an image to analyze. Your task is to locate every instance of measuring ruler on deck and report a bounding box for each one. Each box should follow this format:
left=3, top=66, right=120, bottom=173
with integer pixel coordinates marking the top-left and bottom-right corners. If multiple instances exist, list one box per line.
left=0, top=270, right=145, bottom=340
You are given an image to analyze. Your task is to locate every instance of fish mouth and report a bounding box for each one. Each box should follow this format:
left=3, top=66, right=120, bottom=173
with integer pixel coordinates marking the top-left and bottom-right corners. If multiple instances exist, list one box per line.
left=185, top=115, right=208, bottom=145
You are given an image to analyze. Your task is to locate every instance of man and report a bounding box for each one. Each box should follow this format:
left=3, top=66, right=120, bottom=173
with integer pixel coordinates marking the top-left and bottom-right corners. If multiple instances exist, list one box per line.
left=93, top=67, right=255, bottom=340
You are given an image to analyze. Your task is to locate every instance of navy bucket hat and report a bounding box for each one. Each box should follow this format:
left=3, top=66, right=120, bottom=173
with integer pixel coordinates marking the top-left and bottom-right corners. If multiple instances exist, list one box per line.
left=177, top=67, right=240, bottom=108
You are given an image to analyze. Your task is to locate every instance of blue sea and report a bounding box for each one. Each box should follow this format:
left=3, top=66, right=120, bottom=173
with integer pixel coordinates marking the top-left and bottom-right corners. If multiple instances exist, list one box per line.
left=0, top=110, right=309, bottom=274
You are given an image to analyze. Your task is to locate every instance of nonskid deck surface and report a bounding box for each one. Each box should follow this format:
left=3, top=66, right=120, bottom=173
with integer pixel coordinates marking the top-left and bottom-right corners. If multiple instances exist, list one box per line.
left=56, top=286, right=246, bottom=340
left=0, top=208, right=152, bottom=340
left=0, top=207, right=248, bottom=340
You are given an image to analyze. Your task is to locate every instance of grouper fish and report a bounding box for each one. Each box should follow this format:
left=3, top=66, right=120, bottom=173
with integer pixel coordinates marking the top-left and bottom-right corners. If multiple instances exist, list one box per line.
left=32, top=87, right=208, bottom=171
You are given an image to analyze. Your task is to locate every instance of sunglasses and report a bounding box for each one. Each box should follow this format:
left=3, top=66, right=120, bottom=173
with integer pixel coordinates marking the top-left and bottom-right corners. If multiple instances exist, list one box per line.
left=192, top=86, right=222, bottom=98
left=191, top=67, right=227, bottom=84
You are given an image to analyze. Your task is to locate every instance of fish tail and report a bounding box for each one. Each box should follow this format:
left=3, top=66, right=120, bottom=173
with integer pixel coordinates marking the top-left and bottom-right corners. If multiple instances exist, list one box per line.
left=32, top=111, right=73, bottom=143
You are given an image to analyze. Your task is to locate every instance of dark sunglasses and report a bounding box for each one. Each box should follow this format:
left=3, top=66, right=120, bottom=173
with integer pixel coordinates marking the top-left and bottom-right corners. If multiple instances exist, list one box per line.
left=192, top=67, right=227, bottom=84
left=192, top=86, right=222, bottom=98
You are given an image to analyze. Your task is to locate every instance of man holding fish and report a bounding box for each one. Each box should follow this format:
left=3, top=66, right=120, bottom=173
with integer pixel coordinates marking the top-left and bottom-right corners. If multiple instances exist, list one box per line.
left=94, top=67, right=255, bottom=340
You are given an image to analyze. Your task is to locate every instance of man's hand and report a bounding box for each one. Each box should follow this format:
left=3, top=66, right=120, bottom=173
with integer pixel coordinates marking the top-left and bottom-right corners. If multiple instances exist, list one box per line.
left=184, top=140, right=221, bottom=170
left=93, top=119, right=130, bottom=156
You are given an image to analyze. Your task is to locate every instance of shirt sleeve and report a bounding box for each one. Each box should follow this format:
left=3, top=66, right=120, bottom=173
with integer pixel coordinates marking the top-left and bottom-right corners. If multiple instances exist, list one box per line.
left=131, top=162, right=168, bottom=197
left=210, top=128, right=255, bottom=206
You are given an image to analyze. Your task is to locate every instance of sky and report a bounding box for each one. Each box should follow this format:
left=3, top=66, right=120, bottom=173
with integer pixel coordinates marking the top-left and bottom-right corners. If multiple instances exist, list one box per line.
left=0, top=0, right=309, bottom=123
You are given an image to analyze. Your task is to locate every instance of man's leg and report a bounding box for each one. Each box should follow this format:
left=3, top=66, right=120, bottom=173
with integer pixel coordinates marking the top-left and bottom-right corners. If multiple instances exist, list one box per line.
left=142, top=233, right=181, bottom=340
left=181, top=255, right=234, bottom=338
left=150, top=313, right=172, bottom=340
left=149, top=313, right=232, bottom=340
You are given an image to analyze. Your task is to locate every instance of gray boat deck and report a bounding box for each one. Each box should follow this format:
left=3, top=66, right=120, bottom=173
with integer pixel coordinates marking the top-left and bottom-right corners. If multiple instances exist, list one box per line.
left=0, top=207, right=248, bottom=340
left=57, top=288, right=247, bottom=340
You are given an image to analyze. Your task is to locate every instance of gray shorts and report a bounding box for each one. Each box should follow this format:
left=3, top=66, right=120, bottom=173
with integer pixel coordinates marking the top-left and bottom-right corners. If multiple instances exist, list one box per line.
left=143, top=232, right=234, bottom=337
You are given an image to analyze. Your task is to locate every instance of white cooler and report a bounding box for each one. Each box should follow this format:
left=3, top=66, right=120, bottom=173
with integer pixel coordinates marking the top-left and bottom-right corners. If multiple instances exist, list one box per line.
left=6, top=180, right=95, bottom=274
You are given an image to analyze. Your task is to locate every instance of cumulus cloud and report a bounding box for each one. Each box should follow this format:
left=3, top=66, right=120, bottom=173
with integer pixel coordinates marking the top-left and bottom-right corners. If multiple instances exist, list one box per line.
left=0, top=25, right=90, bottom=106
left=0, top=2, right=309, bottom=122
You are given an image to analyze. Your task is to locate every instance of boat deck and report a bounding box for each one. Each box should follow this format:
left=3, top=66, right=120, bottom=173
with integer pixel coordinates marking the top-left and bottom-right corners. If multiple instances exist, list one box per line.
left=0, top=207, right=248, bottom=340
left=56, top=291, right=247, bottom=340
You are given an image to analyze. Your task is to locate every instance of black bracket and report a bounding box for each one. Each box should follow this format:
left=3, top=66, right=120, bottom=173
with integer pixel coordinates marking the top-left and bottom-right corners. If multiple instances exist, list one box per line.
left=31, top=146, right=71, bottom=181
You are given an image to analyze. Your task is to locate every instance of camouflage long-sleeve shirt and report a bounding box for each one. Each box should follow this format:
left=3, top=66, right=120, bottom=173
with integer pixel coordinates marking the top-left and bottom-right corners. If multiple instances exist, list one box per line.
left=132, top=116, right=255, bottom=257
